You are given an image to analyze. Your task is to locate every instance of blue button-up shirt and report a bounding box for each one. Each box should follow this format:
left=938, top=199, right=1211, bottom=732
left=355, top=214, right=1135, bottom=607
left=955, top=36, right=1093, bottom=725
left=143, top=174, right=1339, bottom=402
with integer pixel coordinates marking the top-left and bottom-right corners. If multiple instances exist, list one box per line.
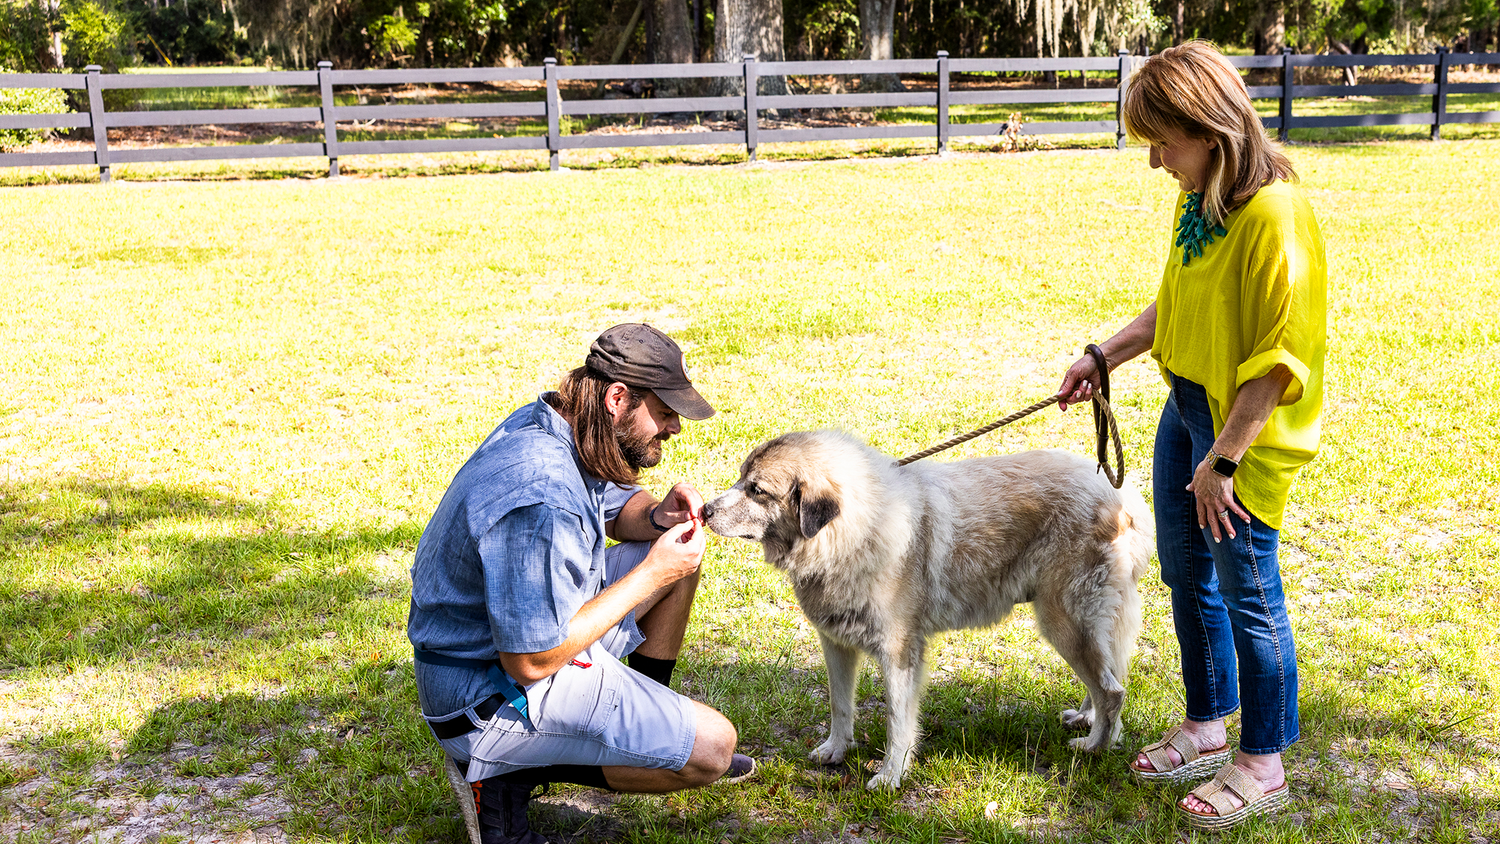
left=407, top=394, right=638, bottom=716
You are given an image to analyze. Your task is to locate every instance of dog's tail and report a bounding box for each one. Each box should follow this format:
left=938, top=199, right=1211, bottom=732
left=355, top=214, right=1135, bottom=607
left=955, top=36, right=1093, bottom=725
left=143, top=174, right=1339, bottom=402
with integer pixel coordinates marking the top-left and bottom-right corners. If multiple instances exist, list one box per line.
left=1116, top=481, right=1155, bottom=584
left=1107, top=482, right=1154, bottom=685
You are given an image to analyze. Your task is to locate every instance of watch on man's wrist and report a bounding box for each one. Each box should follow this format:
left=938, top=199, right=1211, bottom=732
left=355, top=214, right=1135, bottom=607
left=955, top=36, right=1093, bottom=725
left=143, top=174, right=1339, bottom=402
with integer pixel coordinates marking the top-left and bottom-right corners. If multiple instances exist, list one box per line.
left=1205, top=449, right=1239, bottom=478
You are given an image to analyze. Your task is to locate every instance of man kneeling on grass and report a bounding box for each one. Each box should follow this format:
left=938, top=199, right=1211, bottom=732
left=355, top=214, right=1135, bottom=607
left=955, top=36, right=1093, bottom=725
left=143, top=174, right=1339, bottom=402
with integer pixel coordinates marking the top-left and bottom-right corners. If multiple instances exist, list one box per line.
left=407, top=324, right=754, bottom=844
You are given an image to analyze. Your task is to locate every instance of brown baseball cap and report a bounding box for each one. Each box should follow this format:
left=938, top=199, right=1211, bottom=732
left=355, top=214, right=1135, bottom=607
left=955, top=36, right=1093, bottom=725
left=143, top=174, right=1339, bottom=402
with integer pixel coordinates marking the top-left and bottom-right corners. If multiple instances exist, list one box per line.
left=586, top=324, right=715, bottom=420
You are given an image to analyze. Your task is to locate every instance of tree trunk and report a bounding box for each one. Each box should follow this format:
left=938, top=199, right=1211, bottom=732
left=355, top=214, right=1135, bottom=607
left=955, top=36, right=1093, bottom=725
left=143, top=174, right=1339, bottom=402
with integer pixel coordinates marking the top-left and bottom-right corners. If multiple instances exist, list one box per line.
left=857, top=0, right=905, bottom=91
left=713, top=0, right=788, bottom=95
left=1330, top=39, right=1357, bottom=87
left=649, top=0, right=696, bottom=95
left=1250, top=0, right=1284, bottom=85
left=1253, top=0, right=1284, bottom=55
left=38, top=0, right=64, bottom=70
left=694, top=0, right=705, bottom=59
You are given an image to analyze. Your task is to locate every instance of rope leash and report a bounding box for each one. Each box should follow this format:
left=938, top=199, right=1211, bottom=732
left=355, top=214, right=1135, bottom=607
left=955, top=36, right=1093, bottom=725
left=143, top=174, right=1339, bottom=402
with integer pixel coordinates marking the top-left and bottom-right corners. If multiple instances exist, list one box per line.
left=895, top=345, right=1127, bottom=489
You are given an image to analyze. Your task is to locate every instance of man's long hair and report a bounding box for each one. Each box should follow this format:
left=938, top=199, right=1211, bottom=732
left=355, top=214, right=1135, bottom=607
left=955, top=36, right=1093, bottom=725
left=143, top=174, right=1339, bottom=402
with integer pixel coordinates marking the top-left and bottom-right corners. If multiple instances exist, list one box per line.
left=1123, top=40, right=1296, bottom=225
left=547, top=366, right=644, bottom=486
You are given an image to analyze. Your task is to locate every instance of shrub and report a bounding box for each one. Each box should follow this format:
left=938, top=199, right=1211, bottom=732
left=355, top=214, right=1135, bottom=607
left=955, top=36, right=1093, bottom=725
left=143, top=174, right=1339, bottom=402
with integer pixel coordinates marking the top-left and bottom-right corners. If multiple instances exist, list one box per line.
left=60, top=0, right=136, bottom=72
left=56, top=0, right=137, bottom=110
left=0, top=69, right=70, bottom=150
left=136, top=0, right=255, bottom=66
left=0, top=0, right=61, bottom=73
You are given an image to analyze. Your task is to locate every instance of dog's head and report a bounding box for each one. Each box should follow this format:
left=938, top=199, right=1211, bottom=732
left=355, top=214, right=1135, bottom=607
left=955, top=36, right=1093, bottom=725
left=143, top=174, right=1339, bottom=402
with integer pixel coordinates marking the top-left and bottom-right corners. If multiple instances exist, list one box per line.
left=703, top=431, right=845, bottom=557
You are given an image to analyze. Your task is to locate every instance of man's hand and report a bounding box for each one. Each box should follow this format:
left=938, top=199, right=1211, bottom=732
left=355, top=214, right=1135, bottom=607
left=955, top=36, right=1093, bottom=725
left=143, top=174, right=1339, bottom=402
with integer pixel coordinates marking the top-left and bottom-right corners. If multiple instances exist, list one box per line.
left=653, top=482, right=704, bottom=529
left=500, top=518, right=707, bottom=685
left=643, top=518, right=705, bottom=588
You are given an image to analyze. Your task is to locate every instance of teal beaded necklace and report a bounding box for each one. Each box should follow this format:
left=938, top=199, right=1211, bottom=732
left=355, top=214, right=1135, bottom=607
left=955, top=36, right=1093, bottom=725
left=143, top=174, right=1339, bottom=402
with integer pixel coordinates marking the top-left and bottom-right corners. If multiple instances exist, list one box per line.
left=1174, top=191, right=1228, bottom=265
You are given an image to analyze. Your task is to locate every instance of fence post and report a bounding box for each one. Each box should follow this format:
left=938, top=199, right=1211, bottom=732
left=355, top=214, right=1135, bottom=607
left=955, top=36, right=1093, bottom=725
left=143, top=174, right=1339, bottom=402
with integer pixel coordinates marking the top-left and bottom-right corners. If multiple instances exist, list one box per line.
left=544, top=58, right=561, bottom=171
left=1115, top=51, right=1130, bottom=151
left=84, top=65, right=110, bottom=183
left=937, top=51, right=950, bottom=155
left=317, top=61, right=339, bottom=177
left=1432, top=46, right=1450, bottom=141
left=743, top=55, right=759, bottom=162
left=1279, top=47, right=1294, bottom=143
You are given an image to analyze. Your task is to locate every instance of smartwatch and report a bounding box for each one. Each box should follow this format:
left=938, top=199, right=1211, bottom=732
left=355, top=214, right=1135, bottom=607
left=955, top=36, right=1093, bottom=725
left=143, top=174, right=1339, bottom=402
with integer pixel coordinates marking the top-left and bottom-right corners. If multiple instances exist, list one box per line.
left=1205, top=449, right=1239, bottom=478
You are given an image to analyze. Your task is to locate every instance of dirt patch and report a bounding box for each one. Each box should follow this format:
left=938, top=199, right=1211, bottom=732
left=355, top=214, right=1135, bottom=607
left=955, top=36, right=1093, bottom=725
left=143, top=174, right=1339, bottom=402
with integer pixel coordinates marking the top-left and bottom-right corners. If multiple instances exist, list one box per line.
left=1, top=740, right=295, bottom=843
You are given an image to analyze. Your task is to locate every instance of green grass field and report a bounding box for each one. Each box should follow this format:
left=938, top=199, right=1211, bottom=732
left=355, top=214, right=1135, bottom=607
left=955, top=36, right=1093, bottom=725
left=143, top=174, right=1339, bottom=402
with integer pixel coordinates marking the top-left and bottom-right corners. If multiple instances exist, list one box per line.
left=1, top=140, right=1497, bottom=843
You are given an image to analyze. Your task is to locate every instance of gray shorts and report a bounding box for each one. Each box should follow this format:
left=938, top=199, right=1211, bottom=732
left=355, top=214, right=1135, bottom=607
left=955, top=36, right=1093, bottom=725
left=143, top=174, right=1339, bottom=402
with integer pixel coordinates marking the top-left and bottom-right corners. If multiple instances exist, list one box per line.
left=428, top=541, right=698, bottom=780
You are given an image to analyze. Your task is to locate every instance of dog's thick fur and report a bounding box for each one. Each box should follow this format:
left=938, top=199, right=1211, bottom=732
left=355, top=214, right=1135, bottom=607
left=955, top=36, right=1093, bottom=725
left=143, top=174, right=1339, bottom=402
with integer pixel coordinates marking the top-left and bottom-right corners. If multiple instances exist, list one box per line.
left=703, top=430, right=1154, bottom=790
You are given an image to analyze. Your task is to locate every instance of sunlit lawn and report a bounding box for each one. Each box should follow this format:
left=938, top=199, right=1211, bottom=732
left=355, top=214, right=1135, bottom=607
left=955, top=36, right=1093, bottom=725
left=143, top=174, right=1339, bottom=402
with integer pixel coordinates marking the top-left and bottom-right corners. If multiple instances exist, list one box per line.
left=0, top=140, right=1497, bottom=842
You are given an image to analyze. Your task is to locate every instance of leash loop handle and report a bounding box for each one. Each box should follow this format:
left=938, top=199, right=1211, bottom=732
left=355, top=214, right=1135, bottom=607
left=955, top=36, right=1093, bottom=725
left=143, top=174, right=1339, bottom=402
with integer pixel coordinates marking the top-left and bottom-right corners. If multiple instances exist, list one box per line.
left=1085, top=343, right=1111, bottom=469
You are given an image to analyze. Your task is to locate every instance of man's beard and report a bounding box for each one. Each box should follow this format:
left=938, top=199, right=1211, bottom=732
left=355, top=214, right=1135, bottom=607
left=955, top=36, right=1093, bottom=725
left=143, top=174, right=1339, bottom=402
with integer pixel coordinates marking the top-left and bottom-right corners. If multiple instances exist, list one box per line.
left=615, top=422, right=665, bottom=470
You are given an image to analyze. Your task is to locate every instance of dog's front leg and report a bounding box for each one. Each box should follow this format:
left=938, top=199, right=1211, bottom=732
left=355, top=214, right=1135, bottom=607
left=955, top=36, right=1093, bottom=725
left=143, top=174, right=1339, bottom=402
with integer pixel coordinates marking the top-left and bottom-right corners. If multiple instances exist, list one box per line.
left=867, top=643, right=926, bottom=790
left=809, top=632, right=861, bottom=767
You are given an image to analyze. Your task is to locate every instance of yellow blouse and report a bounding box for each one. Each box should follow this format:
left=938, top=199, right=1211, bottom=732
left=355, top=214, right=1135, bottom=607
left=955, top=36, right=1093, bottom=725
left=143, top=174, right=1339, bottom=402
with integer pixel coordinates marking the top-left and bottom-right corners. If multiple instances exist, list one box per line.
left=1151, top=180, right=1327, bottom=529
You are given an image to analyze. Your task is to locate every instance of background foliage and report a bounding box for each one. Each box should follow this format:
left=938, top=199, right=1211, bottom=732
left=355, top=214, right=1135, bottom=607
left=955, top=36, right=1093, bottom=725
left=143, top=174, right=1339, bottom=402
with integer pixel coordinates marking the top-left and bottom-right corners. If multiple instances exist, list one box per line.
left=0, top=70, right=66, bottom=148
left=0, top=0, right=1495, bottom=72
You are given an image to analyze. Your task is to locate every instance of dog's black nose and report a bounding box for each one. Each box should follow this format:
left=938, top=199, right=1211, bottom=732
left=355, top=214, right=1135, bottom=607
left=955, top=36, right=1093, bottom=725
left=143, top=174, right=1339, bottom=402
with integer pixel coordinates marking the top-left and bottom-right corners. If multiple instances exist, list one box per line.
left=701, top=502, right=716, bottom=521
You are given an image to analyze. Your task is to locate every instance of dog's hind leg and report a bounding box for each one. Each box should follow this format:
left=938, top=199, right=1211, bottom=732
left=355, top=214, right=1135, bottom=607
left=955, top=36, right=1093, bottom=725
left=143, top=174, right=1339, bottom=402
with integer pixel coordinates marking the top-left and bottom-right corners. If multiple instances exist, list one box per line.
left=867, top=639, right=928, bottom=790
left=809, top=632, right=861, bottom=767
left=1067, top=666, right=1124, bottom=753
left=1036, top=599, right=1126, bottom=753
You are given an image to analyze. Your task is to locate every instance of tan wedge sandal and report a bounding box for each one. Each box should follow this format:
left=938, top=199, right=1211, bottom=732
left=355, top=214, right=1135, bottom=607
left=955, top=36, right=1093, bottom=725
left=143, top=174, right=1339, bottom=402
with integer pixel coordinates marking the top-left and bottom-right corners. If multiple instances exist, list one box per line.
left=1129, top=724, right=1233, bottom=784
left=1178, top=762, right=1290, bottom=832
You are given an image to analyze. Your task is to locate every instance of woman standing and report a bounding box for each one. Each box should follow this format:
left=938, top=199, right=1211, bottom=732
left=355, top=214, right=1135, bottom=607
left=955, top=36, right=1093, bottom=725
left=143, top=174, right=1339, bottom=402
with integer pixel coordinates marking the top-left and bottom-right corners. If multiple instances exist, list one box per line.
left=1057, top=41, right=1326, bottom=831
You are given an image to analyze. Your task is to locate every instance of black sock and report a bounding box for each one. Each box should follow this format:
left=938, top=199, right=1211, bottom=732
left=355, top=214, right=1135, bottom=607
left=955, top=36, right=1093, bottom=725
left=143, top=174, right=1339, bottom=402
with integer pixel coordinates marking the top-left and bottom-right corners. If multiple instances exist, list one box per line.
left=627, top=652, right=676, bottom=687
left=496, top=764, right=612, bottom=791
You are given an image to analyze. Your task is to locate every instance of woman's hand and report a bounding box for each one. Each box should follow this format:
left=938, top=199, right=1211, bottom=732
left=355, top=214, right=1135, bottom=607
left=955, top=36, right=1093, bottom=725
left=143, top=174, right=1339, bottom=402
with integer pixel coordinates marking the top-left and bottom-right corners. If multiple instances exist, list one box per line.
left=1056, top=302, right=1158, bottom=412
left=1186, top=365, right=1294, bottom=543
left=1057, top=355, right=1100, bottom=412
left=1186, top=458, right=1251, bottom=542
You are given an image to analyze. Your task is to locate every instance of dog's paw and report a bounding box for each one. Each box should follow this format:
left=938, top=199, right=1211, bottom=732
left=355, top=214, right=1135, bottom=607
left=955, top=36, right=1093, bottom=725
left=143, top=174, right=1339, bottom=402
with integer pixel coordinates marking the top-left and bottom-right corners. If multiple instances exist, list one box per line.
left=865, top=764, right=904, bottom=791
left=1059, top=708, right=1094, bottom=731
left=1067, top=735, right=1109, bottom=753
left=808, top=738, right=851, bottom=766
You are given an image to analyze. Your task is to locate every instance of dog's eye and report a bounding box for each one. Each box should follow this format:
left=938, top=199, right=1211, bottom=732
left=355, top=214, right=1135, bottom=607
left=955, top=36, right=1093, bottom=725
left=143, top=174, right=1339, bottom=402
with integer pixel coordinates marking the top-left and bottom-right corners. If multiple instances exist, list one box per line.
left=745, top=482, right=763, bottom=497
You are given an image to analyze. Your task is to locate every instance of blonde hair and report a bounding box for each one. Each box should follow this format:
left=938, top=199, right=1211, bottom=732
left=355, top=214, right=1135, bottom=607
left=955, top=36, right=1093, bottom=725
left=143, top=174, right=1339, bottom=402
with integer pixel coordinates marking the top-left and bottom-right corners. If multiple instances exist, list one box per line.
left=1123, top=40, right=1296, bottom=224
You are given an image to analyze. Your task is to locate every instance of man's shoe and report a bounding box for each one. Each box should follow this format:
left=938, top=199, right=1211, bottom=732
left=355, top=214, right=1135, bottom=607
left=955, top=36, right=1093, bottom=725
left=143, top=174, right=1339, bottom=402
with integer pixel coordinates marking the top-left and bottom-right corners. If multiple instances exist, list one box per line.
left=475, top=774, right=548, bottom=844
left=720, top=753, right=757, bottom=784
left=444, top=757, right=547, bottom=844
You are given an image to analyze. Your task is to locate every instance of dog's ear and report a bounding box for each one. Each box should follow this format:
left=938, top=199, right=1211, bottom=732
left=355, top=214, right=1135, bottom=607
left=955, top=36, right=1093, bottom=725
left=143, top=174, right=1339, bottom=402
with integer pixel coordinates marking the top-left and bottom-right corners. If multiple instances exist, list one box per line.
left=794, top=479, right=841, bottom=539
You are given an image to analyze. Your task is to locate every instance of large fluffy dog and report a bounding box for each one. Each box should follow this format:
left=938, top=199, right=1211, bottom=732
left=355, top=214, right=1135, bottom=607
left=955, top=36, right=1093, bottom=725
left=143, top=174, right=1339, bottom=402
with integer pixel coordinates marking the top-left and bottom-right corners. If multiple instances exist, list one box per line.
left=702, top=430, right=1153, bottom=790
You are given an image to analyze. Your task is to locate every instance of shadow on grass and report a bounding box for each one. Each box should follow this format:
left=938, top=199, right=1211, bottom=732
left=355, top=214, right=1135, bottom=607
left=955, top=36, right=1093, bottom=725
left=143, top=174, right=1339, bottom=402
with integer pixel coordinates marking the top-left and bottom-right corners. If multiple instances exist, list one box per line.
left=0, top=478, right=419, bottom=671
left=3, top=686, right=461, bottom=842
left=677, top=654, right=1500, bottom=841
left=4, top=478, right=1495, bottom=841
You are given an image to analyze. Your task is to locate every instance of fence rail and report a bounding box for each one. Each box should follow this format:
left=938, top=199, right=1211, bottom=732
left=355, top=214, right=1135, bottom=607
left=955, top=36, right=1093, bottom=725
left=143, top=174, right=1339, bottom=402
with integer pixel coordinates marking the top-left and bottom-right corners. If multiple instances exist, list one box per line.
left=2, top=49, right=1498, bottom=181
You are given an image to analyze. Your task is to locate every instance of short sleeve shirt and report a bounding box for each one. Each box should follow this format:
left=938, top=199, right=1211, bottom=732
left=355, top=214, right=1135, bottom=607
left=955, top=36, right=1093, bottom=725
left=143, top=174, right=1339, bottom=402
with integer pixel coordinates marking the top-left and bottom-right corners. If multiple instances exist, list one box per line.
left=1151, top=180, right=1327, bottom=528
left=406, top=395, right=640, bottom=715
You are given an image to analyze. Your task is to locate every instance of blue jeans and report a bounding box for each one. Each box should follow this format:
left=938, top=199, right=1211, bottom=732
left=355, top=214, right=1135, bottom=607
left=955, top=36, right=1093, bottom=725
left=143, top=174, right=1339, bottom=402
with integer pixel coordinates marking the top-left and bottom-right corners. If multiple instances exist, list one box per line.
left=1154, top=374, right=1299, bottom=756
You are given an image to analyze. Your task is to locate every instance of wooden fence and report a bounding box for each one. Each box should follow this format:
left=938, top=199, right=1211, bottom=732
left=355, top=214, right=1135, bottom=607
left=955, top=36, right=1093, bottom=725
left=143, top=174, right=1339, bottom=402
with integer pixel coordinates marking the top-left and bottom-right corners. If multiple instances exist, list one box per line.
left=2, top=49, right=1498, bottom=181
